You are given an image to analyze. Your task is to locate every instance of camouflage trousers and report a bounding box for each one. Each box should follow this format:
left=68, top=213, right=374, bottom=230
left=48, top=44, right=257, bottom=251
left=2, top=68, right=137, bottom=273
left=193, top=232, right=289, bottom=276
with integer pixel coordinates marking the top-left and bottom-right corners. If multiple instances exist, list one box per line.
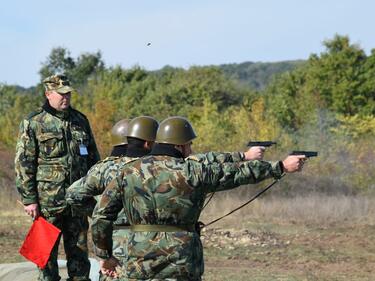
left=38, top=211, right=91, bottom=281
left=99, top=228, right=129, bottom=281
left=100, top=277, right=202, bottom=281
left=98, top=229, right=202, bottom=281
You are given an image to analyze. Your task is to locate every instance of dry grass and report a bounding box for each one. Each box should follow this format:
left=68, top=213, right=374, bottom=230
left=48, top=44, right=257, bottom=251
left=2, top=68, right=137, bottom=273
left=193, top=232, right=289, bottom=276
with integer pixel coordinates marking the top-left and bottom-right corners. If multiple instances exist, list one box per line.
left=201, top=193, right=375, bottom=228
left=199, top=193, right=375, bottom=281
left=2, top=190, right=375, bottom=279
left=3, top=191, right=374, bottom=228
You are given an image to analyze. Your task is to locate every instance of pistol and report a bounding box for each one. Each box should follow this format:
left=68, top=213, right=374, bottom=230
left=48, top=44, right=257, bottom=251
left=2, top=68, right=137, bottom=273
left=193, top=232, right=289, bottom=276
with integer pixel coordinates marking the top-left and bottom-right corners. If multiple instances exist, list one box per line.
left=247, top=141, right=277, bottom=147
left=290, top=151, right=318, bottom=158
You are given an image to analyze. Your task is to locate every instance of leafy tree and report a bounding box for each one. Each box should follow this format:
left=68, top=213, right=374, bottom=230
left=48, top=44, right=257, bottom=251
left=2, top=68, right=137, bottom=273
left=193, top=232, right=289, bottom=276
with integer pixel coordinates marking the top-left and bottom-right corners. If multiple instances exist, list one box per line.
left=2, top=41, right=375, bottom=195
left=265, top=66, right=319, bottom=131
left=307, top=35, right=370, bottom=115
left=0, top=84, right=42, bottom=147
left=39, top=47, right=75, bottom=78
left=265, top=34, right=375, bottom=132
left=219, top=60, right=304, bottom=90
left=0, top=84, right=19, bottom=114
left=39, top=47, right=104, bottom=89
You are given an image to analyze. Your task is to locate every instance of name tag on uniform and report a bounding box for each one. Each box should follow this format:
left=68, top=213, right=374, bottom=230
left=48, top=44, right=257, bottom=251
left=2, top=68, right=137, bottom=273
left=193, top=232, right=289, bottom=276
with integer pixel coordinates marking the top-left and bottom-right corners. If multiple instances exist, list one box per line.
left=79, top=144, right=88, bottom=156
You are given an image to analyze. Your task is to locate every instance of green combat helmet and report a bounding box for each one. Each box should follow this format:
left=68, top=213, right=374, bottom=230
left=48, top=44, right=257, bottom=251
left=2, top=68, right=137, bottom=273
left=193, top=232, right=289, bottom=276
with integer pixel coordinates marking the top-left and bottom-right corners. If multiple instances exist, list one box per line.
left=43, top=74, right=75, bottom=94
left=126, top=116, right=159, bottom=141
left=111, top=119, right=130, bottom=146
left=156, top=116, right=197, bottom=145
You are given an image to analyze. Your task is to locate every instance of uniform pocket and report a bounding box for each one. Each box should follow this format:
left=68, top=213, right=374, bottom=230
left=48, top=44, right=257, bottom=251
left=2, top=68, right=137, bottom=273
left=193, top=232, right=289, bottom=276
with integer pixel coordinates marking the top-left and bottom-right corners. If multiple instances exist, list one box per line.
left=37, top=165, right=67, bottom=215
left=126, top=232, right=196, bottom=279
left=38, top=181, right=66, bottom=212
left=39, top=132, right=66, bottom=158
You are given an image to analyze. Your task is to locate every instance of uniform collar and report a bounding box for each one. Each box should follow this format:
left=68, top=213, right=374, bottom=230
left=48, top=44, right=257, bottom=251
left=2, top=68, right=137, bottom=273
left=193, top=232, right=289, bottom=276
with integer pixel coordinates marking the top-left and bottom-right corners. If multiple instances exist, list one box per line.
left=42, top=100, right=70, bottom=120
left=126, top=145, right=150, bottom=158
left=110, top=145, right=127, bottom=157
left=150, top=143, right=184, bottom=158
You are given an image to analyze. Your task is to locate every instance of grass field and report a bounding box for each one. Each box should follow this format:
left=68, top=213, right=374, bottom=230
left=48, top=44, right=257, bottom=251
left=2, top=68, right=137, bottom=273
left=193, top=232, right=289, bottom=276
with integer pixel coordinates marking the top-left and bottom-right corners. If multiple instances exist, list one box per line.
left=200, top=194, right=375, bottom=280
left=1, top=194, right=375, bottom=280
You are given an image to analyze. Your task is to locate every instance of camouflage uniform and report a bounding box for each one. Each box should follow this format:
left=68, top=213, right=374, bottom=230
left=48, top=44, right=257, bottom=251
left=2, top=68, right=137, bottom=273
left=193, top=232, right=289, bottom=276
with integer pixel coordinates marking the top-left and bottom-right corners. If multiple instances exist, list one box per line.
left=15, top=75, right=100, bottom=281
left=67, top=114, right=159, bottom=281
left=67, top=150, right=244, bottom=281
left=66, top=155, right=137, bottom=278
left=91, top=146, right=283, bottom=280
left=187, top=151, right=244, bottom=164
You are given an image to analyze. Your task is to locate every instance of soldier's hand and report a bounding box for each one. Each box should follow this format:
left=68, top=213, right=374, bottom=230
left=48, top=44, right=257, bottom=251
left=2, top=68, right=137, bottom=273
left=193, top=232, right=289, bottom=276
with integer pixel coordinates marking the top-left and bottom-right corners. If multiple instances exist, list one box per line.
left=244, top=146, right=265, bottom=161
left=282, top=155, right=306, bottom=173
left=100, top=256, right=120, bottom=278
left=24, top=203, right=40, bottom=219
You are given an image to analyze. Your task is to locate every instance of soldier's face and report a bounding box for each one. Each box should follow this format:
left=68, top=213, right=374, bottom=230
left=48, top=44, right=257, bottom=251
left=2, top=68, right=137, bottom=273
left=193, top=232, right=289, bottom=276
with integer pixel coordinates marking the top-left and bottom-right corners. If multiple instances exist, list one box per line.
left=45, top=91, right=71, bottom=111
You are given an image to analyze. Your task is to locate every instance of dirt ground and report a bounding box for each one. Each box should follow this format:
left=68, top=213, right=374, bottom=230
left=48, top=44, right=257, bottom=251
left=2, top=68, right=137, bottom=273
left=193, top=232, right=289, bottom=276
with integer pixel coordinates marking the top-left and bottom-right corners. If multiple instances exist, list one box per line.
left=202, top=223, right=375, bottom=280
left=1, top=213, right=374, bottom=281
left=1, top=147, right=375, bottom=280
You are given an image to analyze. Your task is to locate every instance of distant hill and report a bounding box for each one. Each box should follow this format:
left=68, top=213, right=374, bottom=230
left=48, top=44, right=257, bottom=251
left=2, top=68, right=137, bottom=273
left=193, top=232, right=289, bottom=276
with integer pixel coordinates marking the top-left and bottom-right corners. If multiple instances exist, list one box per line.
left=218, top=60, right=305, bottom=90
left=153, top=60, right=305, bottom=91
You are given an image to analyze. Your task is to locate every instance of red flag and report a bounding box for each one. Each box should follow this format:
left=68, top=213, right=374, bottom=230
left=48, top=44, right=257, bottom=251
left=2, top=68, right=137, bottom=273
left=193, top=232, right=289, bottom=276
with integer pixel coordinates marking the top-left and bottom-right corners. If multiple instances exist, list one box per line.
left=19, top=217, right=61, bottom=269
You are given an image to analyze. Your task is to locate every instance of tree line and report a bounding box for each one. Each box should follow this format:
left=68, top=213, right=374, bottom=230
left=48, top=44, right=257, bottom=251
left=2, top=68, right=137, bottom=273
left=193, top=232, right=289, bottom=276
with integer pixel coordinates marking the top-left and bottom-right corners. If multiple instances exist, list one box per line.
left=1, top=34, right=374, bottom=194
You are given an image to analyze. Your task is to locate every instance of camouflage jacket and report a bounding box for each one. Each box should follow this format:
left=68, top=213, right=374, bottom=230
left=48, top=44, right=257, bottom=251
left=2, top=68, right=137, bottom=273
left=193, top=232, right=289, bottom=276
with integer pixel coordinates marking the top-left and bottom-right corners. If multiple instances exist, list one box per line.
left=186, top=151, right=244, bottom=164
left=66, top=155, right=137, bottom=223
left=91, top=146, right=283, bottom=280
left=15, top=102, right=100, bottom=217
left=66, top=151, right=244, bottom=220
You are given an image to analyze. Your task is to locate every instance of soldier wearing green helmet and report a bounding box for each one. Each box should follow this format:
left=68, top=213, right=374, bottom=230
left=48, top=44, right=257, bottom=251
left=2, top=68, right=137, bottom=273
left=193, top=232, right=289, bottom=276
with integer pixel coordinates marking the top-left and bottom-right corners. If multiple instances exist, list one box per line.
left=66, top=116, right=159, bottom=281
left=92, top=116, right=306, bottom=280
left=127, top=115, right=160, bottom=142
left=110, top=119, right=130, bottom=156
left=155, top=116, right=197, bottom=145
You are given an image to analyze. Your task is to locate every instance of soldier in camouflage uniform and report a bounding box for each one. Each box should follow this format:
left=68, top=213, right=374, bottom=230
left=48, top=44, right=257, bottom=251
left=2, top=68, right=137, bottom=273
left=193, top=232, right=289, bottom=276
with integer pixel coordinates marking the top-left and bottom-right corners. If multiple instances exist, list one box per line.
left=91, top=116, right=306, bottom=280
left=66, top=116, right=159, bottom=280
left=68, top=121, right=265, bottom=280
left=65, top=118, right=130, bottom=216
left=15, top=74, right=100, bottom=281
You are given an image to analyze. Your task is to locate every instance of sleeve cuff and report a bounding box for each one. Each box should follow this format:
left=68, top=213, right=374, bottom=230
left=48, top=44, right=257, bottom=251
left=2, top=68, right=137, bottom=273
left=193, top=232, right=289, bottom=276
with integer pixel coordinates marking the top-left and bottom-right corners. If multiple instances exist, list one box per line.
left=270, top=161, right=284, bottom=179
left=238, top=152, right=245, bottom=161
left=93, top=245, right=112, bottom=259
left=22, top=198, right=38, bottom=205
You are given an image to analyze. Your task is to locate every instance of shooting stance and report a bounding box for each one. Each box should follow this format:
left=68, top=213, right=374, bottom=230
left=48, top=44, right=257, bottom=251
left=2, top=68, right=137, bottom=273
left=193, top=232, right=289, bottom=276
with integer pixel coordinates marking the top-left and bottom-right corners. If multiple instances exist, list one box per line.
left=91, top=116, right=305, bottom=280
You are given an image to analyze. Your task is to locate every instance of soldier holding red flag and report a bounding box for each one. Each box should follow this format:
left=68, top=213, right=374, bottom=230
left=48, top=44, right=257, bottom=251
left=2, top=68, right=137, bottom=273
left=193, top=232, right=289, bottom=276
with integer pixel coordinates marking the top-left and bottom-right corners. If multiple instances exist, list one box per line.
left=15, top=74, right=100, bottom=281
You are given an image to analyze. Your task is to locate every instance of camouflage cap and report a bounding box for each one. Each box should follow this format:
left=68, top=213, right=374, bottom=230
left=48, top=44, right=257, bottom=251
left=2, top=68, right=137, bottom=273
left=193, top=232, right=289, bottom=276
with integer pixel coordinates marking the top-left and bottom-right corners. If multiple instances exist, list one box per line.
left=43, top=74, right=74, bottom=94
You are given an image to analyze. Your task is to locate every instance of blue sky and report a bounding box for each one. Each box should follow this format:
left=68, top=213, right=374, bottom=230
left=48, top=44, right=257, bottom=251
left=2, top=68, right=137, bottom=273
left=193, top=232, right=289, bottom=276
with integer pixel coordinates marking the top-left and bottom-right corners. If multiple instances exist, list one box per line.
left=1, top=0, right=375, bottom=87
